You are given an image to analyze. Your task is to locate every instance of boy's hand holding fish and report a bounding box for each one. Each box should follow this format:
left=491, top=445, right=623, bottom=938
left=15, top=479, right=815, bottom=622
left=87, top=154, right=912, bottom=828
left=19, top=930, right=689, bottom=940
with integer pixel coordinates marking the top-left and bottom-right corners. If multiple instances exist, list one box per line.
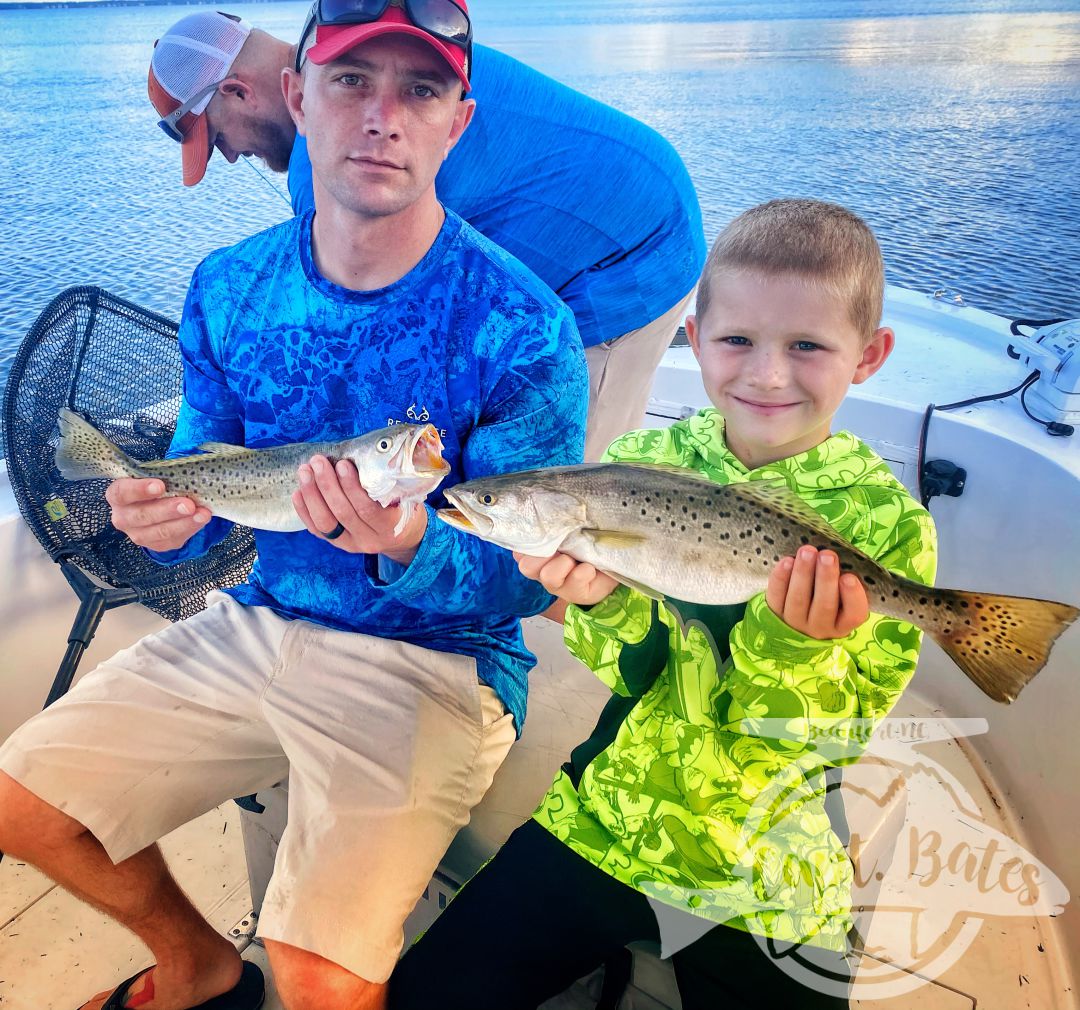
left=106, top=478, right=212, bottom=552
left=767, top=545, right=870, bottom=639
left=293, top=454, right=427, bottom=563
left=512, top=551, right=618, bottom=608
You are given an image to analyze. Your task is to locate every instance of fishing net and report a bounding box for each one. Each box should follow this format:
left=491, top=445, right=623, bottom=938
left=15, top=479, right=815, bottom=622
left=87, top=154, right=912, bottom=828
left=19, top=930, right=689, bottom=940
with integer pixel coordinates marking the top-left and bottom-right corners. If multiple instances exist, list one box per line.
left=2, top=286, right=255, bottom=623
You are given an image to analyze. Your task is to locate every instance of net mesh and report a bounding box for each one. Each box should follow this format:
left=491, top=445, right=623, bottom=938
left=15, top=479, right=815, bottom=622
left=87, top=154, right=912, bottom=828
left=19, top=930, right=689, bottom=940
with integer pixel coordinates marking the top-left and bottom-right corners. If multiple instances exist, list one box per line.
left=2, top=286, right=255, bottom=622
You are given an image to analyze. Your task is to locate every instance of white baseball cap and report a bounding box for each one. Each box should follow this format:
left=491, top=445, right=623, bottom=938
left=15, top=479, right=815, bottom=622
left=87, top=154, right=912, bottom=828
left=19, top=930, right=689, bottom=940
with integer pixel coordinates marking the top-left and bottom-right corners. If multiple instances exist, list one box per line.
left=148, top=11, right=252, bottom=186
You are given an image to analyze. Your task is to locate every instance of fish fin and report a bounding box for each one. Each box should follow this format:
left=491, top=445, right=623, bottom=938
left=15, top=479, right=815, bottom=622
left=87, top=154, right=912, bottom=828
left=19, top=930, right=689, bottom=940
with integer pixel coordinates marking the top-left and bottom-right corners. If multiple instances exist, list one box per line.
left=617, top=461, right=720, bottom=483
left=928, top=588, right=1079, bottom=703
left=54, top=408, right=138, bottom=482
left=193, top=441, right=251, bottom=455
left=580, top=528, right=651, bottom=549
left=140, top=443, right=255, bottom=471
left=392, top=499, right=414, bottom=537
left=729, top=479, right=878, bottom=561
left=600, top=569, right=665, bottom=602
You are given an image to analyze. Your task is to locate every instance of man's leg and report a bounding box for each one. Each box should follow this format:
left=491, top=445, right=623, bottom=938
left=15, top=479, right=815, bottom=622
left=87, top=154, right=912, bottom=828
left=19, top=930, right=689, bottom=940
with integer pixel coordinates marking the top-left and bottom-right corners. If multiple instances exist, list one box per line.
left=0, top=594, right=291, bottom=1010
left=0, top=775, right=241, bottom=1010
left=582, top=287, right=696, bottom=462
left=253, top=631, right=518, bottom=1010
left=263, top=942, right=386, bottom=1010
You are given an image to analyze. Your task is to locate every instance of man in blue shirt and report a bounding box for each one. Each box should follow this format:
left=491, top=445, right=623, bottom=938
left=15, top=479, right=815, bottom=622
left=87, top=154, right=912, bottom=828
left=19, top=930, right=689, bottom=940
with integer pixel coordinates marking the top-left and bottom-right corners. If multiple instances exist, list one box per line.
left=147, top=10, right=706, bottom=460
left=0, top=4, right=586, bottom=1010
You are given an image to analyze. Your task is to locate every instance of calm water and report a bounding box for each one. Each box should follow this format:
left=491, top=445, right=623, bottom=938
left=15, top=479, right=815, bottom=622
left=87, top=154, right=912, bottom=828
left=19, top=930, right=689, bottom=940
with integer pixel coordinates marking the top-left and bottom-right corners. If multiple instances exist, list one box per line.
left=1, top=0, right=1079, bottom=411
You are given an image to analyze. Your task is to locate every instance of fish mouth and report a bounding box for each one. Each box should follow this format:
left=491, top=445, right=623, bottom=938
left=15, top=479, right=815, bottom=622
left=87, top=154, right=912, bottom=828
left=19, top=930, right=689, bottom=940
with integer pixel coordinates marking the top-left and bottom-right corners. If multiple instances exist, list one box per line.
left=438, top=489, right=495, bottom=538
left=406, top=424, right=451, bottom=478
left=437, top=507, right=473, bottom=531
left=436, top=505, right=493, bottom=537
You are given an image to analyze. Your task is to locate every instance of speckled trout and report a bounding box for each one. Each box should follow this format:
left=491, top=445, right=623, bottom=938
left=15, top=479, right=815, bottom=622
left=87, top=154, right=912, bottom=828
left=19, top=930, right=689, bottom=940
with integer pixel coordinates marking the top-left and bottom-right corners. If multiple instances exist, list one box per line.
left=437, top=463, right=1078, bottom=704
left=55, top=408, right=450, bottom=535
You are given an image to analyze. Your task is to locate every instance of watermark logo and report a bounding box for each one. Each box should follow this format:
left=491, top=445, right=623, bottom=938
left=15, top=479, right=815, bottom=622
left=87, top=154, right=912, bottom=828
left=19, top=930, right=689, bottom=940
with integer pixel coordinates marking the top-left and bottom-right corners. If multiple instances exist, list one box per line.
left=643, top=717, right=1068, bottom=1000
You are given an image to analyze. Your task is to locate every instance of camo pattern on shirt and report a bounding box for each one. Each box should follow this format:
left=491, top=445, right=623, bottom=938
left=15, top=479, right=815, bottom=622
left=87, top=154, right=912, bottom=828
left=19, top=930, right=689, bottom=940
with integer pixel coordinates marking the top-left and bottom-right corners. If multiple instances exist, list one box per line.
left=153, top=210, right=588, bottom=732
left=532, top=408, right=937, bottom=949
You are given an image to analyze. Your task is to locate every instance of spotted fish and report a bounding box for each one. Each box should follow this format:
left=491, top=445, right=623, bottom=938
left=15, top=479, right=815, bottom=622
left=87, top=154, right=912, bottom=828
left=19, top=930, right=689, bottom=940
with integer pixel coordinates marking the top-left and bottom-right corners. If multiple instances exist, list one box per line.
left=54, top=408, right=450, bottom=535
left=436, top=462, right=1078, bottom=703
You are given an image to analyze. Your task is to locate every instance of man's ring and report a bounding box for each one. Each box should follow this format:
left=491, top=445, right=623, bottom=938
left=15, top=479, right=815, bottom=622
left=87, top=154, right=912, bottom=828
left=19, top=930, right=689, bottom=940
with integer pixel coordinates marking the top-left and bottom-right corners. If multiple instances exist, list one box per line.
left=322, top=521, right=347, bottom=541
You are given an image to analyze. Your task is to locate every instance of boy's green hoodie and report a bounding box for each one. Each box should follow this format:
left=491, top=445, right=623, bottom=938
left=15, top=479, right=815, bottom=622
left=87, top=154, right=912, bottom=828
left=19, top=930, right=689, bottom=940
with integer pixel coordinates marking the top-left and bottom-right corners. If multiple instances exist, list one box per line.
left=532, top=408, right=937, bottom=950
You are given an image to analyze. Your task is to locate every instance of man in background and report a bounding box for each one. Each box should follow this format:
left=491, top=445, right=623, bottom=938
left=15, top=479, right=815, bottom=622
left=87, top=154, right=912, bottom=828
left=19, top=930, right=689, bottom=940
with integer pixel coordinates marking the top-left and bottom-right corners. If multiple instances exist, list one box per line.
left=148, top=9, right=706, bottom=460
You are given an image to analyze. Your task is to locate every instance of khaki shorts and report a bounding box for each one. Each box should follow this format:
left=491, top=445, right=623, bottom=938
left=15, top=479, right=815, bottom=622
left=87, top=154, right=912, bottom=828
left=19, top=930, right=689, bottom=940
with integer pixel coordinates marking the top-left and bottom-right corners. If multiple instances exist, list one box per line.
left=0, top=592, right=516, bottom=984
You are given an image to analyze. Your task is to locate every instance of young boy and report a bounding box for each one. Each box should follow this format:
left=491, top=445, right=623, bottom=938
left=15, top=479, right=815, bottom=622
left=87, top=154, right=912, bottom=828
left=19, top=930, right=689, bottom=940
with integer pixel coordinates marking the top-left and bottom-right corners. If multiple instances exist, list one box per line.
left=388, top=199, right=937, bottom=1009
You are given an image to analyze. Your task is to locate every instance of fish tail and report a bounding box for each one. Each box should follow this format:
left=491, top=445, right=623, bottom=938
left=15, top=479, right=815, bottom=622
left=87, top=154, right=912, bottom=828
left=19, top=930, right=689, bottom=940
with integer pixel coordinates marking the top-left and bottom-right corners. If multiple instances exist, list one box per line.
left=928, top=587, right=1079, bottom=703
left=54, top=408, right=138, bottom=482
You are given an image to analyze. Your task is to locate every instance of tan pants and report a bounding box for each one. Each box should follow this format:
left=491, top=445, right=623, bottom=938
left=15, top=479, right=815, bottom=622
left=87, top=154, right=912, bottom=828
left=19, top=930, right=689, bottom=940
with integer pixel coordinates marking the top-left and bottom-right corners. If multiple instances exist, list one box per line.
left=583, top=287, right=696, bottom=462
left=0, top=592, right=516, bottom=983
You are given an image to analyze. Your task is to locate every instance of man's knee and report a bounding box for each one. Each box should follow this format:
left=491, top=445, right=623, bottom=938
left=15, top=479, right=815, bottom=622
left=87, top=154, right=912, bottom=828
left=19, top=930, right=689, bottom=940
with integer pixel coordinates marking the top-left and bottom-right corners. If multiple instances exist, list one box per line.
left=0, top=770, right=89, bottom=856
left=265, top=939, right=387, bottom=1010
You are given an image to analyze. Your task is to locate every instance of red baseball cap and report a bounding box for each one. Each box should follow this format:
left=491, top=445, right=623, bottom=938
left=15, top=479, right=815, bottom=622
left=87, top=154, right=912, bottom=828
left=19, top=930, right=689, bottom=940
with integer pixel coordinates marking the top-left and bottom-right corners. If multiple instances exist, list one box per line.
left=306, top=2, right=471, bottom=92
left=148, top=12, right=252, bottom=186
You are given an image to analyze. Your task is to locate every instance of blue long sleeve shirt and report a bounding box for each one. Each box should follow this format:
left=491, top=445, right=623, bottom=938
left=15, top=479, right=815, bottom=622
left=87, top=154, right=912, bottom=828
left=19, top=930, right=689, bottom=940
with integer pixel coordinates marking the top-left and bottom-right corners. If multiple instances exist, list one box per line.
left=153, top=209, right=588, bottom=731
left=288, top=46, right=706, bottom=347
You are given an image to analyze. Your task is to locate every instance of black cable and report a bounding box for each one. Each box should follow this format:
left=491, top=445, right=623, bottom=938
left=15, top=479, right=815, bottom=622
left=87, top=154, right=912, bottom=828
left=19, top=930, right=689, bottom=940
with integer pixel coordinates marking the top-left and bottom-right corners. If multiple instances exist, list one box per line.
left=1021, top=381, right=1075, bottom=437
left=918, top=370, right=1042, bottom=507
left=934, top=370, right=1040, bottom=413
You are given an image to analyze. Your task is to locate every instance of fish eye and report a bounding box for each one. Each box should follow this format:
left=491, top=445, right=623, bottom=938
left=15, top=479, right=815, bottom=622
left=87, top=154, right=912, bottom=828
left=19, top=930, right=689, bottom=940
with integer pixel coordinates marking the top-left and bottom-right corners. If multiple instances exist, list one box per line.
left=479, top=493, right=498, bottom=506
left=377, top=437, right=393, bottom=452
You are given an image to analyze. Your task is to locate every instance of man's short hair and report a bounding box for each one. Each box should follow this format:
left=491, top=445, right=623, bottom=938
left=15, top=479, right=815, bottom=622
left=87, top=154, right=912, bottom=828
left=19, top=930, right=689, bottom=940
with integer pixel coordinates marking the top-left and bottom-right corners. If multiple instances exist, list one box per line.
left=696, top=198, right=885, bottom=341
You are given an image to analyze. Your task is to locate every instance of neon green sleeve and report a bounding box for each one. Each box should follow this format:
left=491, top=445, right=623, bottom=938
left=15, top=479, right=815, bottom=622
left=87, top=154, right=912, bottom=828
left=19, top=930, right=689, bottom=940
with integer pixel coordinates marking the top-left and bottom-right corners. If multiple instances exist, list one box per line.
left=563, top=588, right=661, bottom=697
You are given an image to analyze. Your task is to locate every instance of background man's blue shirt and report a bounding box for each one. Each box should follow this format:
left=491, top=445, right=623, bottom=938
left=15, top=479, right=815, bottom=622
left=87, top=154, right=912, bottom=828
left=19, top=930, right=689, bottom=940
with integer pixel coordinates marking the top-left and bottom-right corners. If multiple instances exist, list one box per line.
left=288, top=46, right=706, bottom=347
left=154, top=209, right=588, bottom=732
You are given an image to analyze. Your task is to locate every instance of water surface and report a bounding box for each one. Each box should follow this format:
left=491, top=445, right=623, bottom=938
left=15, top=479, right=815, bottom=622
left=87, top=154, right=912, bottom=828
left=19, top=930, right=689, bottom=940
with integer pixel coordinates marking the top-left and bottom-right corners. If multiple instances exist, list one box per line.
left=1, top=0, right=1078, bottom=413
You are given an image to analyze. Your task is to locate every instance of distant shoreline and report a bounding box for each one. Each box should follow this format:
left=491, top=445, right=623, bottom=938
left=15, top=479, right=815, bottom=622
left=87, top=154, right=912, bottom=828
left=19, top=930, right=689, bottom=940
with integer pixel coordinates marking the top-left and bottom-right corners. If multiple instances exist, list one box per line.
left=0, top=0, right=291, bottom=9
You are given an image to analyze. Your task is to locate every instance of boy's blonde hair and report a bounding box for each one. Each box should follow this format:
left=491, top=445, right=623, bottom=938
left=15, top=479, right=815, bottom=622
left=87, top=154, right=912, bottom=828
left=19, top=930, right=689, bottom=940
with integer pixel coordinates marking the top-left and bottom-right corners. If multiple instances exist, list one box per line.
left=696, top=198, right=885, bottom=341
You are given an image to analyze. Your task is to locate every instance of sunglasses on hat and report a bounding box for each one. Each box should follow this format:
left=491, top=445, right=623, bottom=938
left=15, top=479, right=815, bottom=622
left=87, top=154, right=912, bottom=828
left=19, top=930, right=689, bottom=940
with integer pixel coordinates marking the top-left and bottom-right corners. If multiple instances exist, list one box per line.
left=157, top=76, right=233, bottom=143
left=294, top=0, right=472, bottom=73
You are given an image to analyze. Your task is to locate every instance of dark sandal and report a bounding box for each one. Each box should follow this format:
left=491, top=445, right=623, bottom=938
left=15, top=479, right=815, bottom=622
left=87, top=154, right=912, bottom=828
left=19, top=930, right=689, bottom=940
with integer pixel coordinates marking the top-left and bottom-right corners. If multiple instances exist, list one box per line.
left=92, top=961, right=265, bottom=1010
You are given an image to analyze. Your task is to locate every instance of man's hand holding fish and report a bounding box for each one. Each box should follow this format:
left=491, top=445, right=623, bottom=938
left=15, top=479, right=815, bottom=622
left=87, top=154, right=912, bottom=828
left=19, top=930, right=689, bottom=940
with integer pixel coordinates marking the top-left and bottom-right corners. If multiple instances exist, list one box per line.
left=293, top=454, right=427, bottom=564
left=106, top=477, right=212, bottom=552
